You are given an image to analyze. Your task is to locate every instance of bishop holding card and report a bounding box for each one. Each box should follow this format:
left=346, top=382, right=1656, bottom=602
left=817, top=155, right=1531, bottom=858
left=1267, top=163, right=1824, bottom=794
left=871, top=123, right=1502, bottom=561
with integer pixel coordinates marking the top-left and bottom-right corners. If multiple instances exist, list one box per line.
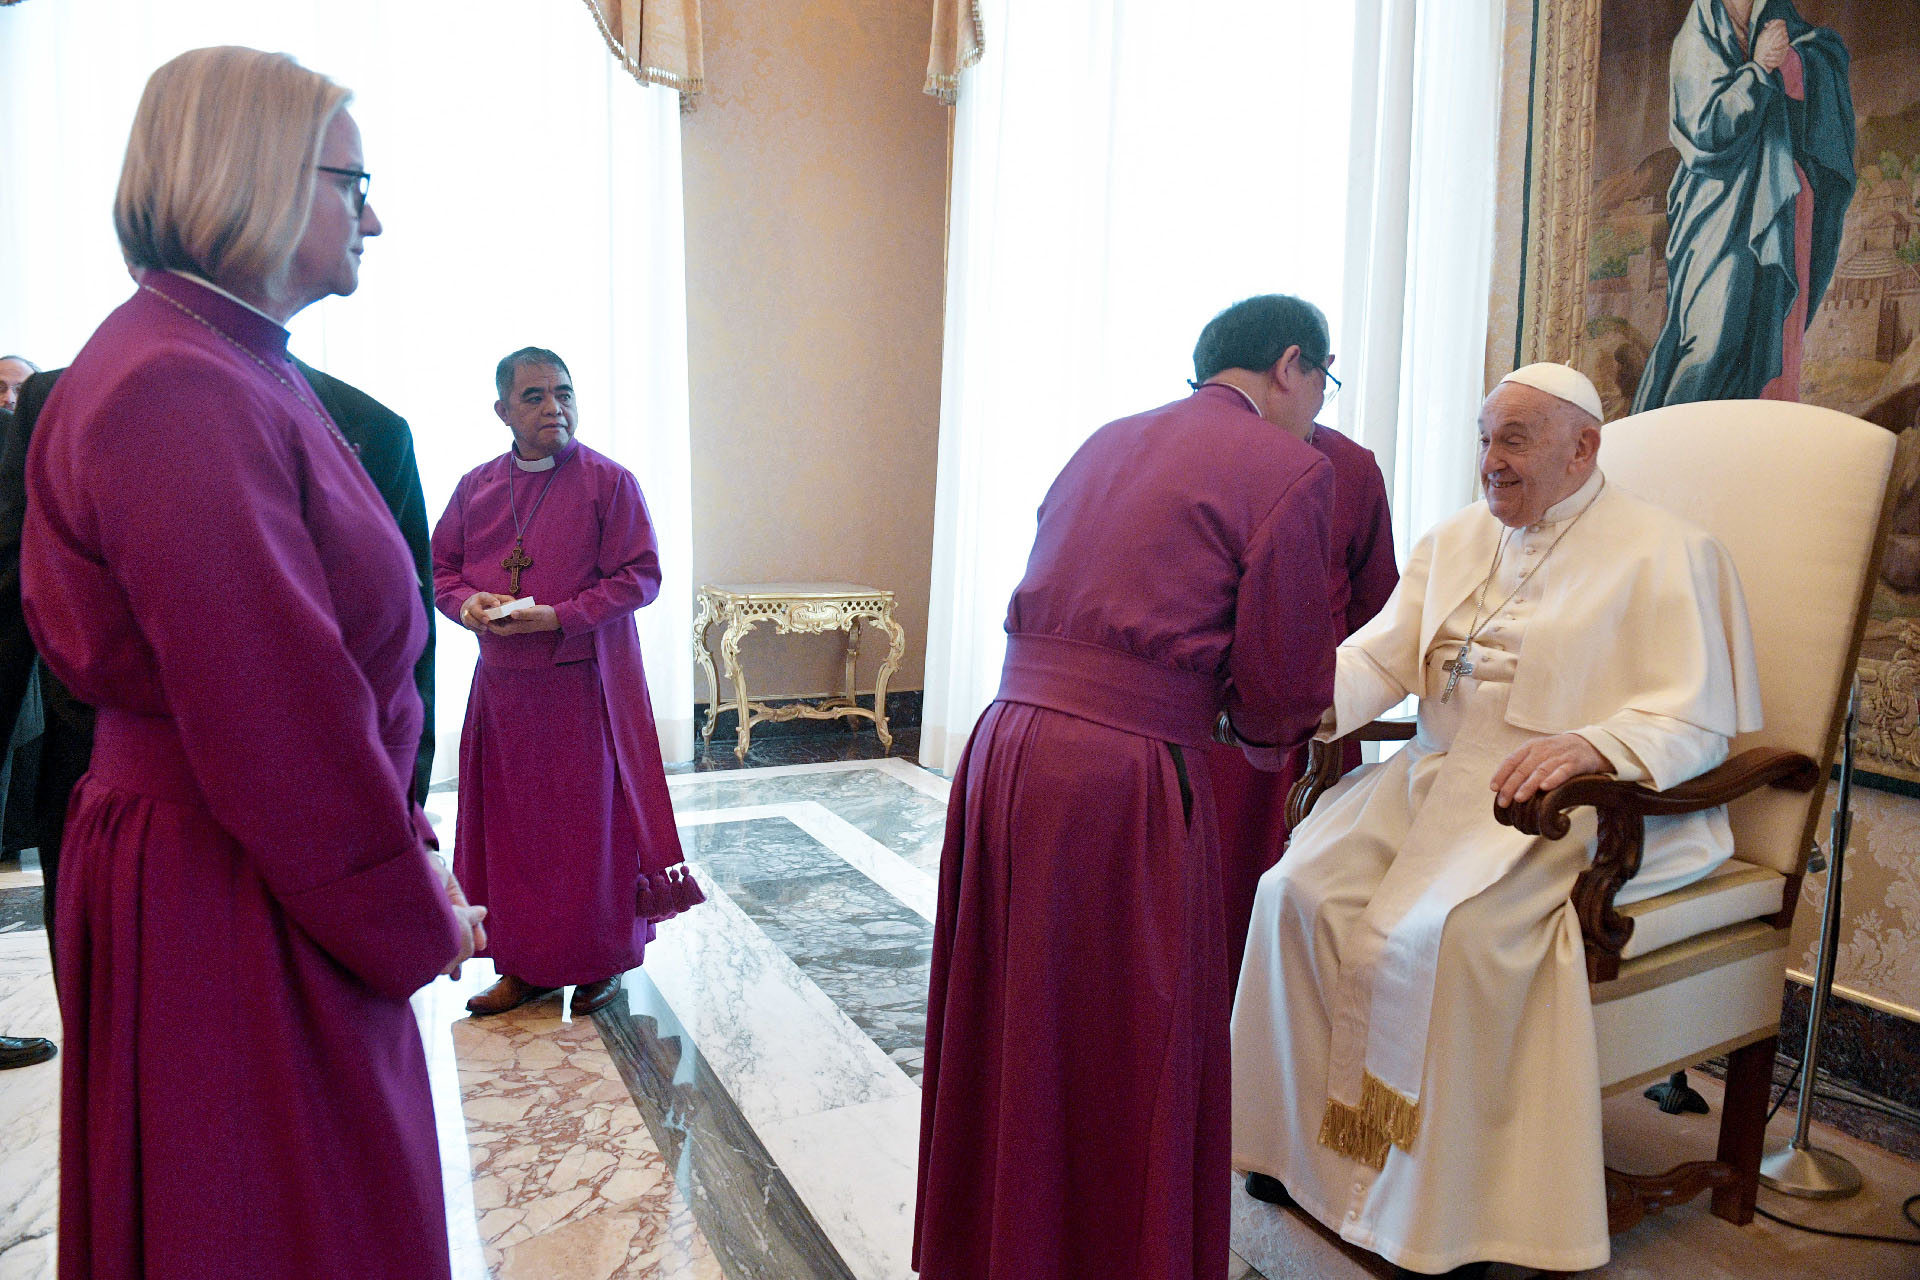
left=432, top=347, right=701, bottom=1020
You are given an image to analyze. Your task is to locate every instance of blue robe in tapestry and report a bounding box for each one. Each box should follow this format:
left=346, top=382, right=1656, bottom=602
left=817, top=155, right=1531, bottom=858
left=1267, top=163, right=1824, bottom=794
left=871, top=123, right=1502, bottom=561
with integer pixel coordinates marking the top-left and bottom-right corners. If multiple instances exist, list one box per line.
left=1632, top=0, right=1854, bottom=411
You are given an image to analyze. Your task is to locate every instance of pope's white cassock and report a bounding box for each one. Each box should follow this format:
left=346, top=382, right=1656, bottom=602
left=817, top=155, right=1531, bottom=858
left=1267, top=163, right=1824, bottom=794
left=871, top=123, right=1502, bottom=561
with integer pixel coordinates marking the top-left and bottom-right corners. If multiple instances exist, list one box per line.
left=1231, top=467, right=1761, bottom=1274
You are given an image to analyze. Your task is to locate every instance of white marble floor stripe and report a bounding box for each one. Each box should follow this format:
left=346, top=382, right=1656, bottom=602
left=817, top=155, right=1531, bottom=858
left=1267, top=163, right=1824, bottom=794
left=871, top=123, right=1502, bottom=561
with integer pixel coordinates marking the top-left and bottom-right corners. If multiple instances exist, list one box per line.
left=677, top=802, right=937, bottom=924
left=639, top=860, right=918, bottom=1280
left=0, top=931, right=59, bottom=1280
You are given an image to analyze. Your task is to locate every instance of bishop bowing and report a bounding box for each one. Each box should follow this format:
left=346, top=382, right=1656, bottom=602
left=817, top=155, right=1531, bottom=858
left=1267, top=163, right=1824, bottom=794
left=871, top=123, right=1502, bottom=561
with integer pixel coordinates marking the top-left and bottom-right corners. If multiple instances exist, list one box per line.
left=916, top=294, right=1342, bottom=1280
left=432, top=347, right=699, bottom=1020
left=1231, top=364, right=1761, bottom=1275
left=1205, top=407, right=1397, bottom=984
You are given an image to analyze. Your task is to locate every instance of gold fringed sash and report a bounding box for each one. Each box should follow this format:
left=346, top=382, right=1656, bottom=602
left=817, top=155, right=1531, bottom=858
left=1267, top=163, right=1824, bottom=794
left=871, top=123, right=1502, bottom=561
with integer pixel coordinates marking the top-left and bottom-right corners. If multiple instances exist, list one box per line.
left=580, top=0, right=706, bottom=97
left=1318, top=1071, right=1422, bottom=1170
left=924, top=0, right=984, bottom=104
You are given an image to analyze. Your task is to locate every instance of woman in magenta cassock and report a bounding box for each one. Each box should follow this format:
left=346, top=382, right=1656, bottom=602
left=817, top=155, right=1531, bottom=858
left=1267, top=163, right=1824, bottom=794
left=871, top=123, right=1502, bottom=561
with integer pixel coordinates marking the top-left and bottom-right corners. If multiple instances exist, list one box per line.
left=914, top=295, right=1341, bottom=1279
left=23, top=48, right=484, bottom=1279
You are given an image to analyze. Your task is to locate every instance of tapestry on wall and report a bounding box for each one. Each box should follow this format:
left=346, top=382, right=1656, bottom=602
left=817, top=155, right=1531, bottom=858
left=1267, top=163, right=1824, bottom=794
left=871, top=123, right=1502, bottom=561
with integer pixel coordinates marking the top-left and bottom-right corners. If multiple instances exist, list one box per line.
left=1574, top=0, right=1920, bottom=788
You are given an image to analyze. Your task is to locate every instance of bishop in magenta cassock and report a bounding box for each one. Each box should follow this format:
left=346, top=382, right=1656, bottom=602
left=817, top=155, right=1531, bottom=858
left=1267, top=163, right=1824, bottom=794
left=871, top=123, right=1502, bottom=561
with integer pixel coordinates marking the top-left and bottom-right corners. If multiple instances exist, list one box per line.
left=915, top=295, right=1343, bottom=1280
left=1205, top=417, right=1396, bottom=982
left=23, top=52, right=479, bottom=1279
left=433, top=348, right=698, bottom=1020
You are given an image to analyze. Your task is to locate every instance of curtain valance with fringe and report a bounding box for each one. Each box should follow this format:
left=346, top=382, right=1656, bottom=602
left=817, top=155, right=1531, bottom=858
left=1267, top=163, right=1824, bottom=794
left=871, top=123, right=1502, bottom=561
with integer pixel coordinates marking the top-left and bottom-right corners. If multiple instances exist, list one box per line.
left=925, top=0, right=983, bottom=104
left=581, top=0, right=705, bottom=96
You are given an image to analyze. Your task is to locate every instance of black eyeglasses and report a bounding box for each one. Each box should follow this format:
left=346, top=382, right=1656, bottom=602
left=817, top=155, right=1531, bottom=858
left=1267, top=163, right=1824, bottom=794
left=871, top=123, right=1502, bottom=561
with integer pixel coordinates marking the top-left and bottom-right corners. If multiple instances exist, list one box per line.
left=316, top=165, right=372, bottom=216
left=1301, top=351, right=1342, bottom=405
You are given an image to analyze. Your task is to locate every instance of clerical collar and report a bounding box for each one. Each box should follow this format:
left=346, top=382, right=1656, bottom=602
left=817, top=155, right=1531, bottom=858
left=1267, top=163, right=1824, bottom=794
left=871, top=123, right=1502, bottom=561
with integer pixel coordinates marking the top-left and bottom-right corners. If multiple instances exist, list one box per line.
left=513, top=452, right=557, bottom=471
left=1534, top=469, right=1605, bottom=528
left=1201, top=379, right=1261, bottom=418
left=171, top=271, right=285, bottom=329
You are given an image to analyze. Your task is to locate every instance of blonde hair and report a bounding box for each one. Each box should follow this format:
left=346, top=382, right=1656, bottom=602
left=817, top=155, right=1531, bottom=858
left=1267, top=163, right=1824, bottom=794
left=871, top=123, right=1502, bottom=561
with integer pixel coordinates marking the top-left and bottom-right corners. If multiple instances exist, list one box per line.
left=114, top=47, right=350, bottom=294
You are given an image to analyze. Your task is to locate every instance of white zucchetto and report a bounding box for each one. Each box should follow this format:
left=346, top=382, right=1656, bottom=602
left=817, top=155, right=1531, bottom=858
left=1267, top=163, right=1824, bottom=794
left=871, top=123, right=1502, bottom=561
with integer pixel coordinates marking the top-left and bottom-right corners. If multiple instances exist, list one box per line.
left=1497, top=362, right=1604, bottom=421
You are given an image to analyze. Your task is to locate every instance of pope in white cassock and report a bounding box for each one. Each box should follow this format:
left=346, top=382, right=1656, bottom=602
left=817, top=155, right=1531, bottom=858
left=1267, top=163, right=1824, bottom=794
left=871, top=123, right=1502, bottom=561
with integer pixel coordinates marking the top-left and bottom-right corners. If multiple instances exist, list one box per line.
left=1231, top=363, right=1761, bottom=1277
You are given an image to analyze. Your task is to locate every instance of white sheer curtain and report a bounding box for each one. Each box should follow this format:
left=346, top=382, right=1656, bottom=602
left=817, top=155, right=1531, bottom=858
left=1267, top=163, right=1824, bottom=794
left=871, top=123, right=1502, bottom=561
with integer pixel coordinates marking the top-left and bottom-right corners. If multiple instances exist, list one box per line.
left=0, top=0, right=696, bottom=770
left=1340, top=0, right=1503, bottom=551
left=920, top=0, right=1501, bottom=773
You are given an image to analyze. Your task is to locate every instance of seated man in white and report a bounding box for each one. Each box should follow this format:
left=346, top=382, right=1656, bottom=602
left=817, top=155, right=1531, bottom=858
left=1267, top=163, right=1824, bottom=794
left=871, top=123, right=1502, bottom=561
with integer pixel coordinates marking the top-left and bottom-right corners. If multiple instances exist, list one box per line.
left=1230, top=364, right=1761, bottom=1278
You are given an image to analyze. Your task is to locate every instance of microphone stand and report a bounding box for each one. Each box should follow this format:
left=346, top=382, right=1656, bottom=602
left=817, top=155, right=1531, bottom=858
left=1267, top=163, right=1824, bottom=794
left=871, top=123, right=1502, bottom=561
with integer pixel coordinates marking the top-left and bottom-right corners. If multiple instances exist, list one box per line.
left=1759, top=679, right=1864, bottom=1199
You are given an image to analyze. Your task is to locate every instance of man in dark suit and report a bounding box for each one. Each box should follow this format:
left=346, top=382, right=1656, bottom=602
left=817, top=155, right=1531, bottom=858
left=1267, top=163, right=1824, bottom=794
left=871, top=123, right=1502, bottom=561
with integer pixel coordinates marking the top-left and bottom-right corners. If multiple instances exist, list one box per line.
left=293, top=359, right=438, bottom=804
left=0, top=389, right=59, bottom=1069
left=0, top=360, right=438, bottom=1071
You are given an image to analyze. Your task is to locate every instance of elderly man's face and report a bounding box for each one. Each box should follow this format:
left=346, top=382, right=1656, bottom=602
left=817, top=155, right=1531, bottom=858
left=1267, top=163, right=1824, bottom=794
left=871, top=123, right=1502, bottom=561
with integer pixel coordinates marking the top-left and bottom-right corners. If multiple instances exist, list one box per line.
left=0, top=360, right=32, bottom=413
left=495, top=363, right=577, bottom=460
left=1476, top=383, right=1597, bottom=528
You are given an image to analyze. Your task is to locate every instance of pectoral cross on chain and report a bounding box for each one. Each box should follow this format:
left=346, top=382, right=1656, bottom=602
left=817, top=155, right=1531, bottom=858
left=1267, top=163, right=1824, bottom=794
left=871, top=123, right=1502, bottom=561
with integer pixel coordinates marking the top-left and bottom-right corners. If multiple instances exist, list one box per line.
left=1440, top=641, right=1473, bottom=703
left=502, top=542, right=532, bottom=596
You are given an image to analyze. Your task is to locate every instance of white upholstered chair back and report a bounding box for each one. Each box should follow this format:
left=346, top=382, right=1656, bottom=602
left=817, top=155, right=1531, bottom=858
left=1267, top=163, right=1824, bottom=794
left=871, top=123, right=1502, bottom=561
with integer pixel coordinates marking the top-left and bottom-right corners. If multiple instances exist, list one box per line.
left=1598, top=400, right=1896, bottom=874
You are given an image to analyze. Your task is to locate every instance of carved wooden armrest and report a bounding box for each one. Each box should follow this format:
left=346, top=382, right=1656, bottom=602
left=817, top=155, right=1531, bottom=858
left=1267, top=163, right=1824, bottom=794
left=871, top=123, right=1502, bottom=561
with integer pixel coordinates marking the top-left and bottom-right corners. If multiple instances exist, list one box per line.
left=1494, top=747, right=1819, bottom=981
left=1284, top=718, right=1418, bottom=831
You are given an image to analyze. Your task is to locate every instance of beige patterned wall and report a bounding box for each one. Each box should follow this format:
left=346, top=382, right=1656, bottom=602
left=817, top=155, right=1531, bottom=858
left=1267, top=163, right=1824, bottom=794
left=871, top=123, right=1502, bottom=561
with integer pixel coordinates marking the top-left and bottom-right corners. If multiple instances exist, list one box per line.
left=1797, top=786, right=1920, bottom=1021
left=681, top=0, right=947, bottom=703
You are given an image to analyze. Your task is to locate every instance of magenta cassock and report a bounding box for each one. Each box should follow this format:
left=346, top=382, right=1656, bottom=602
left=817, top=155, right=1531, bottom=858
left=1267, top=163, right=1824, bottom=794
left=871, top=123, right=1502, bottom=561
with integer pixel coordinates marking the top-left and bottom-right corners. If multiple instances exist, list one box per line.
left=22, top=271, right=463, bottom=1279
left=914, top=383, right=1339, bottom=1279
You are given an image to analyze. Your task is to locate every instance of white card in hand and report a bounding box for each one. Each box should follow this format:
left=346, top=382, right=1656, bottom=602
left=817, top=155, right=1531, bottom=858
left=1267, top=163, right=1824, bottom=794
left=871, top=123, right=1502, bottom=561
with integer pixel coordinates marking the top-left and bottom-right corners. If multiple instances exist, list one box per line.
left=483, top=597, right=535, bottom=621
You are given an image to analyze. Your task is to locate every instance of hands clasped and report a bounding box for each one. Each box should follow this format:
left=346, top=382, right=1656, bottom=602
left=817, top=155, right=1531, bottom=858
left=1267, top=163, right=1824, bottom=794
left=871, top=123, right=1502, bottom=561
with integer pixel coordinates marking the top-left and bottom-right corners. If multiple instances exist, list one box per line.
left=1754, top=20, right=1791, bottom=73
left=1490, top=732, right=1608, bottom=808
left=438, top=859, right=489, bottom=979
left=459, top=591, right=560, bottom=635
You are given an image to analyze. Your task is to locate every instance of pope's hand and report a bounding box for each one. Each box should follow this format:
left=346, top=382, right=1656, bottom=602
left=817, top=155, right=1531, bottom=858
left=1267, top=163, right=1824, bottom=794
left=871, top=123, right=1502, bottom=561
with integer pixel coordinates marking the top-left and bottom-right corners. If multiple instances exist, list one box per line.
left=1490, top=732, right=1609, bottom=807
left=1754, top=20, right=1790, bottom=72
left=460, top=592, right=513, bottom=632
left=487, top=604, right=560, bottom=635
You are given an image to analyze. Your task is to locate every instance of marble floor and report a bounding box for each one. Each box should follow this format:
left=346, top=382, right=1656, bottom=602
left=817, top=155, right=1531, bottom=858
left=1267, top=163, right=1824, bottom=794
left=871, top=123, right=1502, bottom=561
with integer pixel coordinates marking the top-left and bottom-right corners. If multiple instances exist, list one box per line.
left=2, top=756, right=1919, bottom=1278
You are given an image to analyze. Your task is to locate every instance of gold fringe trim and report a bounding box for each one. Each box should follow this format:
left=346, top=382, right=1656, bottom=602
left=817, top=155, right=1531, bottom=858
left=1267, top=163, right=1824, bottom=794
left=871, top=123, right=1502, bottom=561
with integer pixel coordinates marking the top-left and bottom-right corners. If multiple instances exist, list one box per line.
left=577, top=0, right=707, bottom=100
left=922, top=0, right=985, bottom=105
left=1317, top=1073, right=1422, bottom=1170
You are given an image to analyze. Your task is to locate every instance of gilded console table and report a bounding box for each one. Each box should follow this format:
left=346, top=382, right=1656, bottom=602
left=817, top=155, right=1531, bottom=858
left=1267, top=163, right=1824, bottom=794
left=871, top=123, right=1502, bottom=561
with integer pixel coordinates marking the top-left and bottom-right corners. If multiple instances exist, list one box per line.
left=693, top=583, right=908, bottom=761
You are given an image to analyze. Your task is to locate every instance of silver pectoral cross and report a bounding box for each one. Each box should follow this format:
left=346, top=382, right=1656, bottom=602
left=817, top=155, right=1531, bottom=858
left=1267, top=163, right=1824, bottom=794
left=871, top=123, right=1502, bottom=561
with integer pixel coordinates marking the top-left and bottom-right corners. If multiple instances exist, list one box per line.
left=1440, top=641, right=1473, bottom=703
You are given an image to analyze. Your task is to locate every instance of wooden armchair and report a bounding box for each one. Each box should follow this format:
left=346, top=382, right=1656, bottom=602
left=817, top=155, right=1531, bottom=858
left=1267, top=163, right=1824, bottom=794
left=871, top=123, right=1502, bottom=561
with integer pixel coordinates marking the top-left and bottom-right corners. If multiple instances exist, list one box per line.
left=1286, top=399, right=1897, bottom=1234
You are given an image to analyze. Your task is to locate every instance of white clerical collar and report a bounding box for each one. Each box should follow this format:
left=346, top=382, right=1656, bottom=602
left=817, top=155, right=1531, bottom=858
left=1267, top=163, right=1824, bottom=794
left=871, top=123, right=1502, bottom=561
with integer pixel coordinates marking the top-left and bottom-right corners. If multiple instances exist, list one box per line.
left=1204, top=380, right=1261, bottom=417
left=512, top=452, right=557, bottom=471
left=172, top=271, right=284, bottom=328
left=1535, top=469, right=1605, bottom=528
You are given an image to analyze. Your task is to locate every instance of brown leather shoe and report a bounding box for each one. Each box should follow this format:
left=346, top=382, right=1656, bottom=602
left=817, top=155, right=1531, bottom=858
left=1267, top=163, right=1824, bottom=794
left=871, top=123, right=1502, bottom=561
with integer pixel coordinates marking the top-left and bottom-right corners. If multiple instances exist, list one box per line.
left=570, top=976, right=622, bottom=1016
left=465, top=975, right=558, bottom=1016
left=0, top=1034, right=55, bottom=1069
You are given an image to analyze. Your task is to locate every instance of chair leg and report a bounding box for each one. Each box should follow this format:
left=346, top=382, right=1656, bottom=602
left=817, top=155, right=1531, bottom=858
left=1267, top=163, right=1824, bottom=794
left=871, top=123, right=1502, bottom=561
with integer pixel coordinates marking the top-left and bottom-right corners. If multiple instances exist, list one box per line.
left=1710, top=1035, right=1776, bottom=1224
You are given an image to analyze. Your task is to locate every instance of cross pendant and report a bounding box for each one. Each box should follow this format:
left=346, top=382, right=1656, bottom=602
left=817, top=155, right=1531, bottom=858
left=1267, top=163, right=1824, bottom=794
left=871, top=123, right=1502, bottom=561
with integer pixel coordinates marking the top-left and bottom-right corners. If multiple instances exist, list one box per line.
left=1440, top=643, right=1472, bottom=703
left=502, top=542, right=532, bottom=596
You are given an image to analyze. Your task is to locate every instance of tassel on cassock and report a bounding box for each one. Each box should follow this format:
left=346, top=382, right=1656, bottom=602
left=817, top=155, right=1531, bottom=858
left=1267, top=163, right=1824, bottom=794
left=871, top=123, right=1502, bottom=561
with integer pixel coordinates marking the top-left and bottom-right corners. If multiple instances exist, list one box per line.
left=635, top=863, right=707, bottom=923
left=1318, top=1072, right=1422, bottom=1170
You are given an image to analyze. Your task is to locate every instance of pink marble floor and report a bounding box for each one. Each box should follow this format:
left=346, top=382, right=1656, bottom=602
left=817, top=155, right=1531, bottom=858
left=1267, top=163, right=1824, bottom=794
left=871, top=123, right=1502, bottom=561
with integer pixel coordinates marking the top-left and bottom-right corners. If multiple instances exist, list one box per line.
left=424, top=962, right=723, bottom=1280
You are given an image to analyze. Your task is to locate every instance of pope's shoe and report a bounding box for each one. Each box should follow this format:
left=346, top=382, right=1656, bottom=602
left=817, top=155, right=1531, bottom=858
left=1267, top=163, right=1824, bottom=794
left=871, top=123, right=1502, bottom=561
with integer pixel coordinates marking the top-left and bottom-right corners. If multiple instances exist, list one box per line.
left=570, top=976, right=622, bottom=1016
left=1243, top=1172, right=1293, bottom=1207
left=465, top=974, right=557, bottom=1016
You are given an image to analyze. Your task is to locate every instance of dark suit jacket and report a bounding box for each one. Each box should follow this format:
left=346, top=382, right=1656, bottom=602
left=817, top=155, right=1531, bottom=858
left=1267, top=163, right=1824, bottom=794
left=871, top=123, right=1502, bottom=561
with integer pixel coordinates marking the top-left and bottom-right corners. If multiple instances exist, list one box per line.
left=0, top=363, right=438, bottom=819
left=294, top=360, right=437, bottom=803
left=0, top=374, right=93, bottom=859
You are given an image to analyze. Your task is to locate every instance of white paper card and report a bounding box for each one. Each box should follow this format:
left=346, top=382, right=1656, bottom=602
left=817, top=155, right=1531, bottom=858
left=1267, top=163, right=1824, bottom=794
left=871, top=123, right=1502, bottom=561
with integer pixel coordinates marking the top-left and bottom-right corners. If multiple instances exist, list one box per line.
left=483, top=596, right=535, bottom=621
